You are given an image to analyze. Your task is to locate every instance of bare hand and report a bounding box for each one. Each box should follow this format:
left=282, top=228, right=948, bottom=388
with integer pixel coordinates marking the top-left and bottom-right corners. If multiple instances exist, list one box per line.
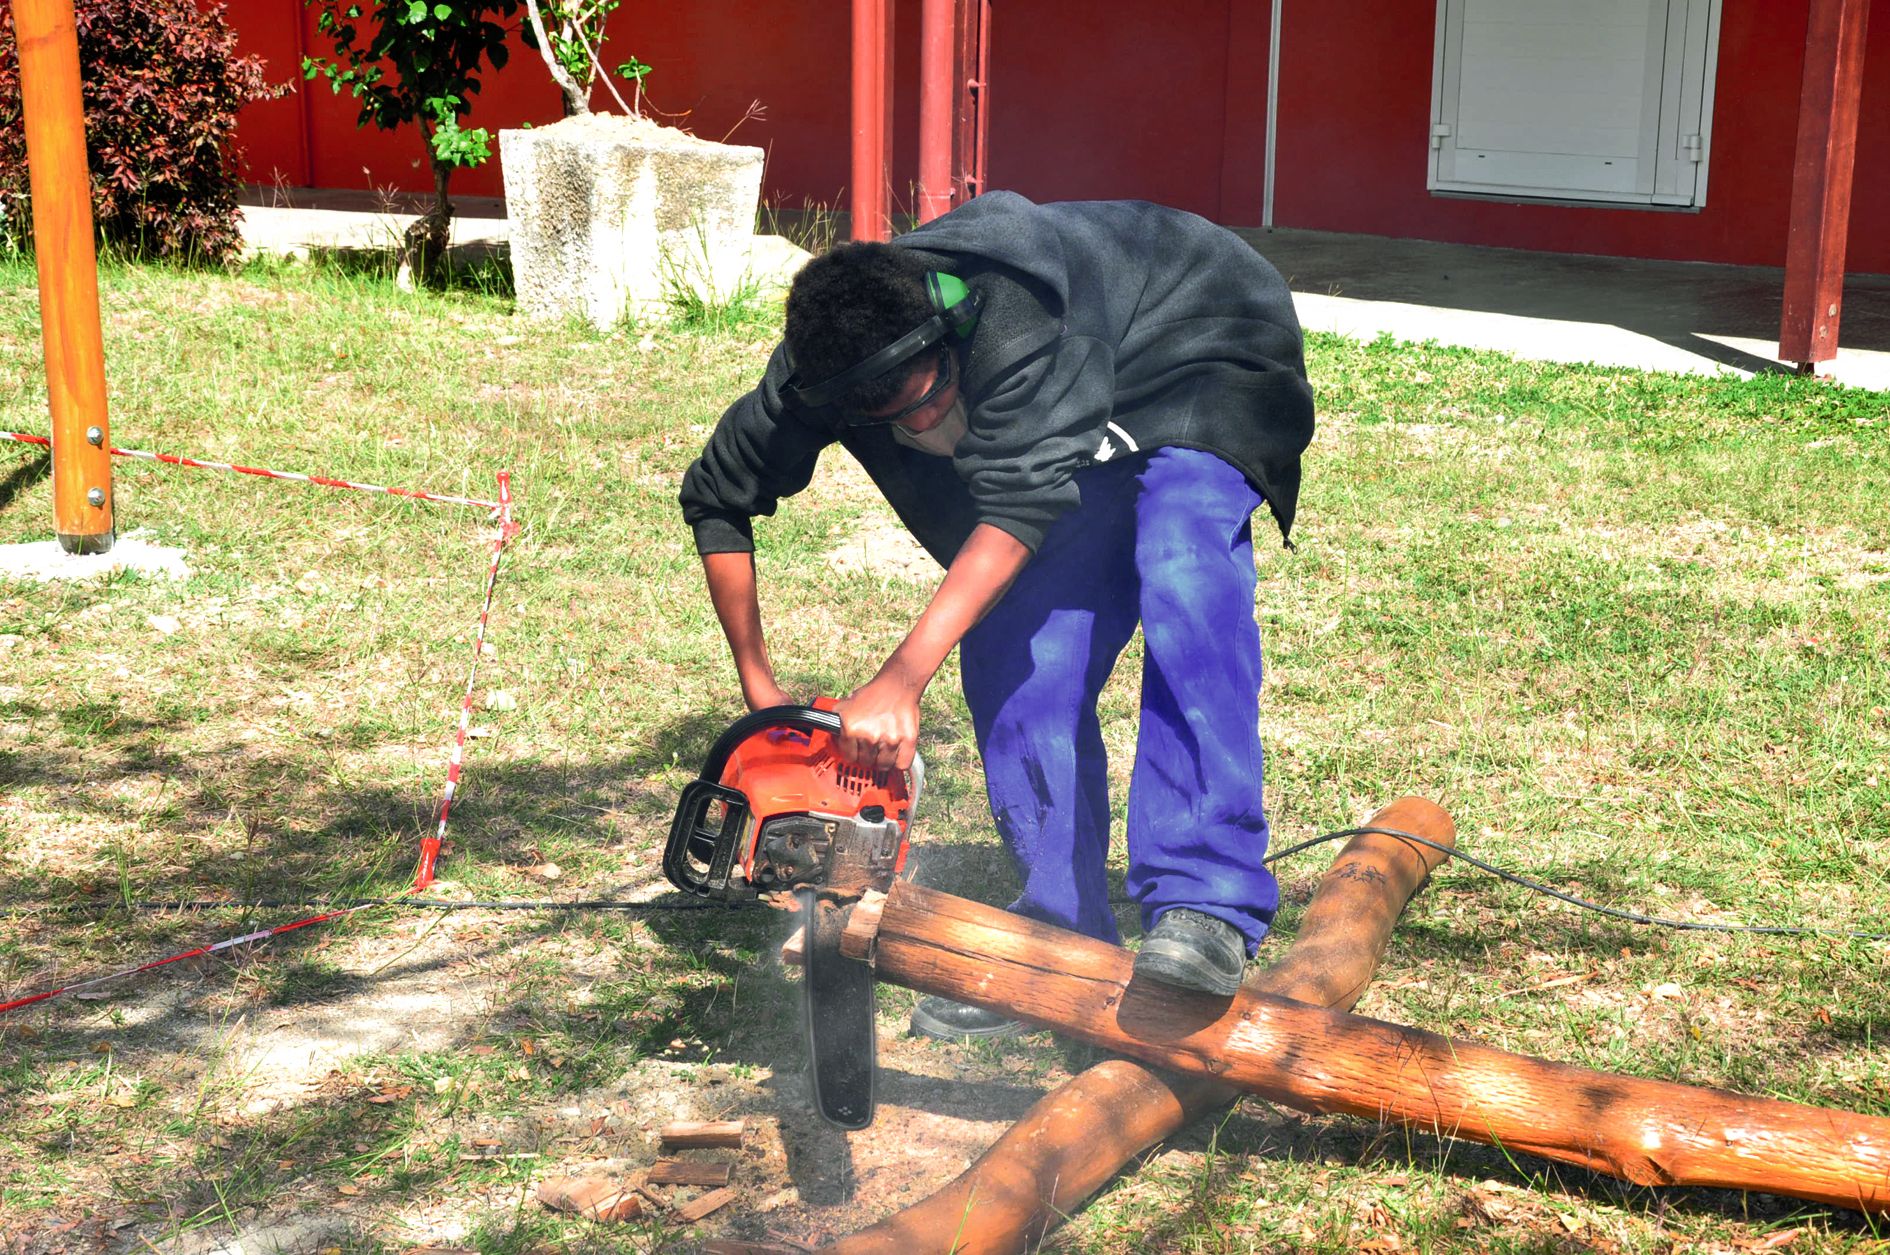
left=833, top=675, right=921, bottom=771
left=743, top=680, right=795, bottom=712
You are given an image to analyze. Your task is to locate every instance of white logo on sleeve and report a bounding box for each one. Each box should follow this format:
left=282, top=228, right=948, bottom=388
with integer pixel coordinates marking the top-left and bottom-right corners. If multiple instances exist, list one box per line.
left=1095, top=422, right=1139, bottom=462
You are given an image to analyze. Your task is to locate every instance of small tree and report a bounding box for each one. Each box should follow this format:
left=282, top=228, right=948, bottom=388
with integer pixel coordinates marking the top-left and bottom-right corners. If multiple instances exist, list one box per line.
left=522, top=0, right=652, bottom=118
left=302, top=0, right=523, bottom=282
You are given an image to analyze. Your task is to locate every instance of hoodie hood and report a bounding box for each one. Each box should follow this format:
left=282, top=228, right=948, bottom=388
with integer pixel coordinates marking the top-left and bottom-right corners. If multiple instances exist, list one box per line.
left=895, top=191, right=1071, bottom=315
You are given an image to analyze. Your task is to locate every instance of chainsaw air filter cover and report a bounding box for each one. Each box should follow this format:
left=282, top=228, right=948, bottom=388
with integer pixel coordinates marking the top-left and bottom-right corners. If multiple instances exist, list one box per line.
left=664, top=704, right=920, bottom=900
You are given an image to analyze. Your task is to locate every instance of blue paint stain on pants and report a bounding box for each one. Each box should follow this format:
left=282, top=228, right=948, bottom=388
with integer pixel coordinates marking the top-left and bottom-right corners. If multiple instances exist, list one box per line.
left=959, top=446, right=1278, bottom=953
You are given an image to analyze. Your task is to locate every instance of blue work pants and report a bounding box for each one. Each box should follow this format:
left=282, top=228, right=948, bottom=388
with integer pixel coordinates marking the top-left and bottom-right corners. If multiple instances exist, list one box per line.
left=958, top=446, right=1278, bottom=952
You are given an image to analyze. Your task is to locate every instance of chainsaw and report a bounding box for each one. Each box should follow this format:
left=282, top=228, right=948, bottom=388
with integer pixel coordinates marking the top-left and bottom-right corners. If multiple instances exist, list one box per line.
left=664, top=701, right=921, bottom=1129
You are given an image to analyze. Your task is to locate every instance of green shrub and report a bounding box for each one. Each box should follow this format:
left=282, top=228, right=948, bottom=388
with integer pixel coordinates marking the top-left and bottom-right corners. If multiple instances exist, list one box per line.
left=0, top=0, right=281, bottom=263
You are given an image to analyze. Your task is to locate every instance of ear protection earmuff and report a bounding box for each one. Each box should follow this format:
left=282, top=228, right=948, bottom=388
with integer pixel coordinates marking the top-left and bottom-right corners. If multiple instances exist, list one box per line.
left=787, top=273, right=982, bottom=414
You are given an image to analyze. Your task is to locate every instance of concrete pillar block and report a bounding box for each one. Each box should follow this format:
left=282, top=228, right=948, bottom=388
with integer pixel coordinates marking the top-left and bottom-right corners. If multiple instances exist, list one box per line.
left=500, top=114, right=765, bottom=328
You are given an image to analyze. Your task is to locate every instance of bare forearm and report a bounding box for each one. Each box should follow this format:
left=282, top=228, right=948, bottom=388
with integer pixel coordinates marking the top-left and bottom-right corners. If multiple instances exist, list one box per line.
left=701, top=550, right=788, bottom=709
left=880, top=523, right=1031, bottom=692
left=833, top=524, right=1031, bottom=769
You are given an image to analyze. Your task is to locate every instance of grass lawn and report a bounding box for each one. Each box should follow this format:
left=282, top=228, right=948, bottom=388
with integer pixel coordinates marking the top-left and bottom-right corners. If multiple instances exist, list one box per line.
left=0, top=250, right=1886, bottom=1254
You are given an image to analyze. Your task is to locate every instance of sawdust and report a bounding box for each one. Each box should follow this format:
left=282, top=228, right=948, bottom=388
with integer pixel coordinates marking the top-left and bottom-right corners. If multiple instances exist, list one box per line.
left=0, top=534, right=190, bottom=583
left=5, top=883, right=1094, bottom=1254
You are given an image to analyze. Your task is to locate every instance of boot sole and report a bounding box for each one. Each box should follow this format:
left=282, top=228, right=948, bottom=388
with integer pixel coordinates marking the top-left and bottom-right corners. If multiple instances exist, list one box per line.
left=1133, top=940, right=1244, bottom=997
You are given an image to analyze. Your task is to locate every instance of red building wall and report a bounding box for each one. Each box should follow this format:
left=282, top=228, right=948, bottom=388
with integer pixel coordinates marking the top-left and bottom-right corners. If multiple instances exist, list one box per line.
left=227, top=1, right=1888, bottom=273
left=1271, top=0, right=1890, bottom=273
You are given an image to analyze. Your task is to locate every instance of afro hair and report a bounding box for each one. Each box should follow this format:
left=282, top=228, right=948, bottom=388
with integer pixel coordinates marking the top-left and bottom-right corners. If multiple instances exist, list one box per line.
left=784, top=242, right=941, bottom=415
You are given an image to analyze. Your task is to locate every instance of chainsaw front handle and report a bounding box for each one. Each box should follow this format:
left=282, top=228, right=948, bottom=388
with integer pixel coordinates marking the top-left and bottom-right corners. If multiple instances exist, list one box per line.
left=706, top=704, right=925, bottom=815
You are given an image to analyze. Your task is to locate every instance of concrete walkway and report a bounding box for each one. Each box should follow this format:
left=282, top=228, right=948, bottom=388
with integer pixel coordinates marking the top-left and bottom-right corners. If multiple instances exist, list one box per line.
left=236, top=184, right=810, bottom=295
left=237, top=187, right=1888, bottom=391
left=1242, top=227, right=1890, bottom=391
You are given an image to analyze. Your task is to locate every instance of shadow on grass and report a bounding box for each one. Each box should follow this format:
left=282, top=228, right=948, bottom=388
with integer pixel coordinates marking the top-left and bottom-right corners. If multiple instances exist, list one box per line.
left=0, top=701, right=1046, bottom=1239
left=0, top=450, right=49, bottom=515
left=11, top=702, right=1876, bottom=1249
left=255, top=239, right=517, bottom=302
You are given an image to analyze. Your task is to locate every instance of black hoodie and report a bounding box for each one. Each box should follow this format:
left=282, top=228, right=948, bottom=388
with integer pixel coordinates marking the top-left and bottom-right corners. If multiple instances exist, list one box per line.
left=679, top=192, right=1315, bottom=567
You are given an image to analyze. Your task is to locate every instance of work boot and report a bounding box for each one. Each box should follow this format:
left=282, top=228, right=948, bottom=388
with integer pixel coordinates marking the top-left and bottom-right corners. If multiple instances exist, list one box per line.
left=1133, top=908, right=1246, bottom=996
left=909, top=995, right=1028, bottom=1042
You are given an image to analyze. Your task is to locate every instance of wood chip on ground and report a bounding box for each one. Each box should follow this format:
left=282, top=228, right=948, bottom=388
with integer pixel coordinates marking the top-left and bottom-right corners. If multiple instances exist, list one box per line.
left=535, top=1175, right=644, bottom=1221
left=659, top=1119, right=745, bottom=1148
left=674, top=1186, right=738, bottom=1223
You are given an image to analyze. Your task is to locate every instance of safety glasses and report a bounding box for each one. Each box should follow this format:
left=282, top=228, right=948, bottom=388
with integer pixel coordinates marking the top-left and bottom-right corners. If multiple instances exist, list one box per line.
left=846, top=345, right=953, bottom=427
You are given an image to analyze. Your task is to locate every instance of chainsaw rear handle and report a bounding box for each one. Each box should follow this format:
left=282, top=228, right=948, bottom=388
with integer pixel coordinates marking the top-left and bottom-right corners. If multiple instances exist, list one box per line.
left=663, top=704, right=924, bottom=900
left=699, top=704, right=924, bottom=806
left=663, top=707, right=845, bottom=900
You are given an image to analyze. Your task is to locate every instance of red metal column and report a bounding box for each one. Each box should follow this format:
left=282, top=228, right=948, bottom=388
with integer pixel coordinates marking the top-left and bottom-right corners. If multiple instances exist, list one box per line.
left=917, top=0, right=954, bottom=222
left=293, top=0, right=318, bottom=186
left=952, top=0, right=991, bottom=205
left=1779, top=0, right=1872, bottom=369
left=850, top=0, right=894, bottom=241
left=15, top=0, right=114, bottom=554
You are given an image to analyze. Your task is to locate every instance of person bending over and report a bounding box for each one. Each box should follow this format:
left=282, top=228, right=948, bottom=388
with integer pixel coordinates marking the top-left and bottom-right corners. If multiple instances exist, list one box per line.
left=679, top=191, right=1315, bottom=1041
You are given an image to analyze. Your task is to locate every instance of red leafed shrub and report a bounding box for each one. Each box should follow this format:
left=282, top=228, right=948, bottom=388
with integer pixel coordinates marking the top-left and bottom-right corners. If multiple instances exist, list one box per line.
left=0, top=0, right=283, bottom=263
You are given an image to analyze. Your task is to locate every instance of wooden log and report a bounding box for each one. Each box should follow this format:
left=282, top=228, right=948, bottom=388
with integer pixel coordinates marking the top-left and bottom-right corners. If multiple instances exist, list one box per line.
left=823, top=797, right=1455, bottom=1254
left=838, top=853, right=1890, bottom=1218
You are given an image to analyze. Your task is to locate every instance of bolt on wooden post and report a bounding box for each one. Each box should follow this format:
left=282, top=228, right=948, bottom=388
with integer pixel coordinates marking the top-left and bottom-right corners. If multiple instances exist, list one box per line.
left=15, top=0, right=114, bottom=554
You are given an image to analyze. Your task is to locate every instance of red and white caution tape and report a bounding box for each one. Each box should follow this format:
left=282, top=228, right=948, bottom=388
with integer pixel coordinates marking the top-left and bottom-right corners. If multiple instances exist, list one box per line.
left=0, top=473, right=520, bottom=1017
left=0, top=430, right=500, bottom=512
left=0, top=908, right=369, bottom=1017
left=414, top=471, right=518, bottom=891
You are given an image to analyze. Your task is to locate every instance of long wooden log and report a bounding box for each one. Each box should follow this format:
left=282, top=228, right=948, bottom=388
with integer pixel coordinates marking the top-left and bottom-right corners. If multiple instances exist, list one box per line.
left=837, top=862, right=1890, bottom=1218
left=823, top=797, right=1456, bottom=1254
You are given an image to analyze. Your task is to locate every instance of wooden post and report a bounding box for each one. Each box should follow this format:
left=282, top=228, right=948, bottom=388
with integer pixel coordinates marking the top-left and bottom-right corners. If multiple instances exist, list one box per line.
left=1778, top=0, right=1872, bottom=370
left=849, top=0, right=894, bottom=241
left=824, top=798, right=1456, bottom=1254
left=838, top=875, right=1890, bottom=1217
left=14, top=0, right=114, bottom=554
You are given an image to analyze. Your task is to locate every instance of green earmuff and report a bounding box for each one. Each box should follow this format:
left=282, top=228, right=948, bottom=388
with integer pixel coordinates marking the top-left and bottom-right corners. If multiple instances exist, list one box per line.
left=926, top=272, right=980, bottom=341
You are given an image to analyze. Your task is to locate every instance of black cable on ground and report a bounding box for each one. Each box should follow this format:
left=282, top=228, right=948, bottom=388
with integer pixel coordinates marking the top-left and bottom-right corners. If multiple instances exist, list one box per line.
left=5, top=825, right=1886, bottom=941
left=1261, top=826, right=1890, bottom=942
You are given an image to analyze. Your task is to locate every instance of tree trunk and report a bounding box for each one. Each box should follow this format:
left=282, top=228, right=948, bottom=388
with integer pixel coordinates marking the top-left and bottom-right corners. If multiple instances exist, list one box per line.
left=823, top=797, right=1456, bottom=1254
left=523, top=0, right=590, bottom=117
left=397, top=149, right=455, bottom=290
left=837, top=860, right=1890, bottom=1218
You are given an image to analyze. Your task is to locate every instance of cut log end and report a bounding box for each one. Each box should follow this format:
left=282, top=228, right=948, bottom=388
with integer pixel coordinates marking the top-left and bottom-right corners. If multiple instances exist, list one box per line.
left=840, top=888, right=887, bottom=962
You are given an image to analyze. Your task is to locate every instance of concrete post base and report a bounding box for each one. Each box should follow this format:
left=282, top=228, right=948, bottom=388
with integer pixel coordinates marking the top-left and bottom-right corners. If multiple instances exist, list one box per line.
left=500, top=114, right=766, bottom=329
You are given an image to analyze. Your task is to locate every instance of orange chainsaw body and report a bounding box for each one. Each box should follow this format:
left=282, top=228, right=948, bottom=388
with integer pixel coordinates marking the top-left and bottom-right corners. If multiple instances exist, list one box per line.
left=664, top=703, right=918, bottom=901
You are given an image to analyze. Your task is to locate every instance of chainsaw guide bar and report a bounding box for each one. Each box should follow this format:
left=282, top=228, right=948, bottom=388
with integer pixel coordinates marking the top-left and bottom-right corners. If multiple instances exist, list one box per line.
left=801, top=890, right=879, bottom=1128
left=664, top=703, right=920, bottom=1129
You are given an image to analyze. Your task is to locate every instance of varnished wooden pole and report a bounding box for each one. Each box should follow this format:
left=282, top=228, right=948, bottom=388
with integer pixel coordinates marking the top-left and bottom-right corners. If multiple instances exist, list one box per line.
left=824, top=798, right=1455, bottom=1254
left=839, top=858, right=1890, bottom=1218
left=14, top=0, right=113, bottom=553
left=1778, top=0, right=1872, bottom=369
